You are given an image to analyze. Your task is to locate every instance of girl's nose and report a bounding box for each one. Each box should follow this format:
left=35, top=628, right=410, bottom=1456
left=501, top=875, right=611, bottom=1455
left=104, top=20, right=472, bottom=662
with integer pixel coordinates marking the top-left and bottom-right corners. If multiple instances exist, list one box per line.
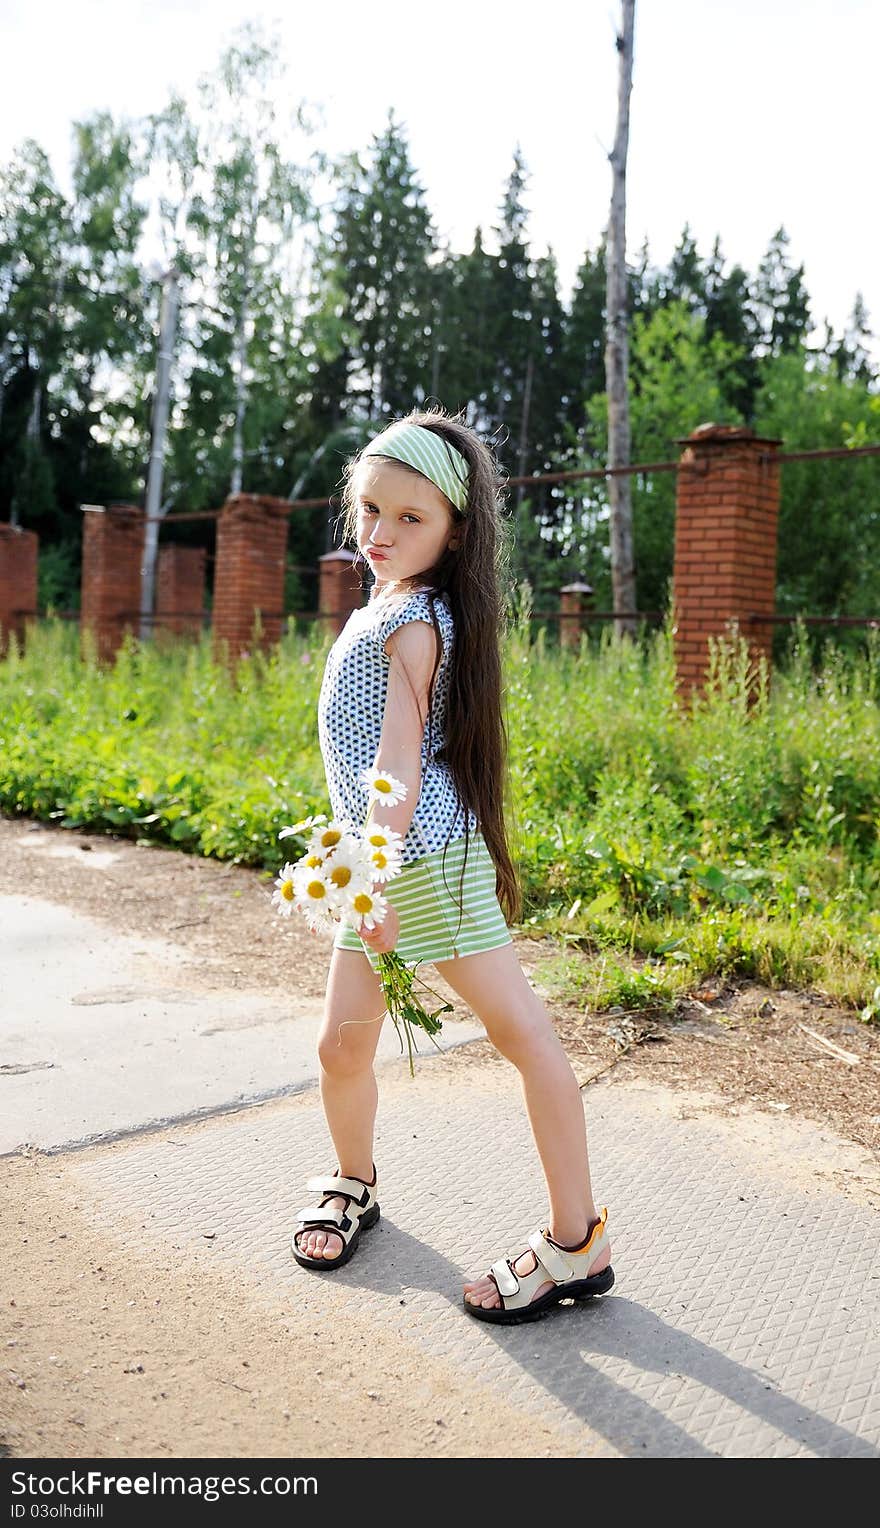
left=370, top=520, right=393, bottom=546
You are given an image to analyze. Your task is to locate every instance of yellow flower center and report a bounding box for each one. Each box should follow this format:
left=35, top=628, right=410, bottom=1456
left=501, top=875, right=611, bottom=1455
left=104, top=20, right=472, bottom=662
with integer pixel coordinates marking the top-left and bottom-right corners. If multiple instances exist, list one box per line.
left=280, top=880, right=295, bottom=901
left=352, top=892, right=373, bottom=914
left=306, top=880, right=327, bottom=901
left=305, top=853, right=323, bottom=867
left=366, top=831, right=386, bottom=847
left=319, top=829, right=342, bottom=848
left=330, top=865, right=352, bottom=888
left=375, top=779, right=392, bottom=794
left=372, top=851, right=388, bottom=870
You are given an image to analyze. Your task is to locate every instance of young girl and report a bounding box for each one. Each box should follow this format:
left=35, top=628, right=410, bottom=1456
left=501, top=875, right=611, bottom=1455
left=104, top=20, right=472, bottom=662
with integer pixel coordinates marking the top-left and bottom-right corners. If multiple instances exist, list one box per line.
left=291, top=408, right=614, bottom=1324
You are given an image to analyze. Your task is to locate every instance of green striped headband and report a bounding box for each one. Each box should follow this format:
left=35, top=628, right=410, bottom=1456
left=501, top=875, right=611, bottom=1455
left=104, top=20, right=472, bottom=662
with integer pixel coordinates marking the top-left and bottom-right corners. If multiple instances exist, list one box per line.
left=362, top=421, right=470, bottom=513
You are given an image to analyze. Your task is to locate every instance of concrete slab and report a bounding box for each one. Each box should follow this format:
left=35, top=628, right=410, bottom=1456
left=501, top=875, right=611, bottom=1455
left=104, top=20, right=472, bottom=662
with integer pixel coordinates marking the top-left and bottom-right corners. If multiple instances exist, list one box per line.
left=63, top=1066, right=880, bottom=1459
left=0, top=896, right=484, bottom=1154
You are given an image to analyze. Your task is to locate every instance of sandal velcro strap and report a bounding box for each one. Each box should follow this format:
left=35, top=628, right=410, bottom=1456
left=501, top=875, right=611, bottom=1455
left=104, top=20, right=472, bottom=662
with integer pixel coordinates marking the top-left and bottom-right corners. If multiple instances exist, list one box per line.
left=528, top=1229, right=576, bottom=1284
left=489, top=1259, right=520, bottom=1298
left=295, top=1205, right=350, bottom=1229
left=306, top=1173, right=374, bottom=1206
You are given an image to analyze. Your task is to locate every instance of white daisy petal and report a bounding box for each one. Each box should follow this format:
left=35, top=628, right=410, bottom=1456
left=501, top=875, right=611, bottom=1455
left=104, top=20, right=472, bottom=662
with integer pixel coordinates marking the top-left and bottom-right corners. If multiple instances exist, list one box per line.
left=271, top=862, right=299, bottom=916
left=359, top=768, right=408, bottom=808
left=323, top=842, right=372, bottom=907
left=310, top=818, right=357, bottom=854
left=346, top=884, right=389, bottom=931
left=363, top=823, right=405, bottom=851
left=367, top=843, right=404, bottom=883
left=279, top=813, right=326, bottom=840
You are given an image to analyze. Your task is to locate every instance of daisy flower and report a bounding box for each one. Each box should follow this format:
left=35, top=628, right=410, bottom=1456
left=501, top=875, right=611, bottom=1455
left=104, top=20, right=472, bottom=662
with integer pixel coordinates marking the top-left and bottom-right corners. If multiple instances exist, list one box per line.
left=279, top=813, right=327, bottom=840
left=323, top=840, right=372, bottom=906
left=271, top=863, right=298, bottom=916
left=292, top=862, right=335, bottom=930
left=343, top=884, right=389, bottom=932
left=310, top=818, right=356, bottom=855
left=366, top=840, right=404, bottom=883
left=363, top=823, right=404, bottom=852
left=359, top=768, right=408, bottom=808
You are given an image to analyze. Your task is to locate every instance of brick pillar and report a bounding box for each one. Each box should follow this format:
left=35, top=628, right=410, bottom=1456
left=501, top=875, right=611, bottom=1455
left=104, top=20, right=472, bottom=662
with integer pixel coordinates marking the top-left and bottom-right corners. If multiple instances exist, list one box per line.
left=672, top=425, right=781, bottom=696
left=80, top=505, right=144, bottom=663
left=559, top=580, right=594, bottom=651
left=156, top=545, right=206, bottom=638
left=0, top=523, right=39, bottom=655
left=212, top=493, right=290, bottom=660
left=319, top=550, right=364, bottom=636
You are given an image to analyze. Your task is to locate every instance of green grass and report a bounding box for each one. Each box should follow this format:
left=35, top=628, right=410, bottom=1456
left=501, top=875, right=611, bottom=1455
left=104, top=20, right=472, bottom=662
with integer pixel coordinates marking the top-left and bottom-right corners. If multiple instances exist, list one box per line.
left=1, top=612, right=878, bottom=1018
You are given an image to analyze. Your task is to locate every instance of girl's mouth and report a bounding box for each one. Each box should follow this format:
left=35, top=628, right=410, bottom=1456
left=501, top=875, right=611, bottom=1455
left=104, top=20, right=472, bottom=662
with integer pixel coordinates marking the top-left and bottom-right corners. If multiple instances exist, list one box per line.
left=366, top=548, right=388, bottom=560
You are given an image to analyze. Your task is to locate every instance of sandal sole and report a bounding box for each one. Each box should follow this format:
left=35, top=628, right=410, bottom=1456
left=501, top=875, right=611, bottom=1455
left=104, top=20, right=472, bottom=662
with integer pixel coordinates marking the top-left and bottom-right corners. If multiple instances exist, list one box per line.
left=462, top=1264, right=615, bottom=1324
left=291, top=1202, right=380, bottom=1271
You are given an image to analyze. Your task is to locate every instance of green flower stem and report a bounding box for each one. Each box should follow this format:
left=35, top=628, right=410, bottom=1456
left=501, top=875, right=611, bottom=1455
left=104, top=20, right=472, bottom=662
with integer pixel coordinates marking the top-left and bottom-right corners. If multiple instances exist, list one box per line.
left=375, top=951, right=454, bottom=1077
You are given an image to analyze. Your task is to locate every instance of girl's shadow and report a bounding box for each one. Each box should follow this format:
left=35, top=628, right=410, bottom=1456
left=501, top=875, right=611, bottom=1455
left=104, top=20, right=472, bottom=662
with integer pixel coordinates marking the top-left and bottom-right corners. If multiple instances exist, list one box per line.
left=316, top=1218, right=879, bottom=1460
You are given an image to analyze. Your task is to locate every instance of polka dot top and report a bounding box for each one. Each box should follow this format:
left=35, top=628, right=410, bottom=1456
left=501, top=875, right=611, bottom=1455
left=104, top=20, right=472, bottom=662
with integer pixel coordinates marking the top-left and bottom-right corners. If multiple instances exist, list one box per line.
left=317, top=585, right=478, bottom=865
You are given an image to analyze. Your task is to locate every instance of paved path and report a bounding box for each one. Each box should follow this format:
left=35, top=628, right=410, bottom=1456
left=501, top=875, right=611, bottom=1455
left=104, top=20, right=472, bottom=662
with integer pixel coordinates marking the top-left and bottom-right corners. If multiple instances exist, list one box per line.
left=2, top=892, right=879, bottom=1458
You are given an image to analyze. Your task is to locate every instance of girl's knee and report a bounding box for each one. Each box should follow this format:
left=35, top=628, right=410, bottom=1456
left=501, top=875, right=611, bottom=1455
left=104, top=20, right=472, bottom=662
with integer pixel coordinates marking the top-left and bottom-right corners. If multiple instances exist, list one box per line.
left=317, top=1013, right=384, bottom=1076
left=484, top=1004, right=559, bottom=1066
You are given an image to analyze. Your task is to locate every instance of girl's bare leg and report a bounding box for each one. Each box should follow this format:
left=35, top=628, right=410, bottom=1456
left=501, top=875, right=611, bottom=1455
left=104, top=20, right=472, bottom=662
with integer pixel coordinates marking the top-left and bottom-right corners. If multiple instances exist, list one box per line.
left=295, top=946, right=386, bottom=1263
left=433, top=942, right=610, bottom=1311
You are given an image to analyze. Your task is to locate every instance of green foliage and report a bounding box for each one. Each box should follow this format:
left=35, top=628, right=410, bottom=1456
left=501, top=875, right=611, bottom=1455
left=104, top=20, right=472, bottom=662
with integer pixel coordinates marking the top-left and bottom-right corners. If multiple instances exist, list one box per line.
left=753, top=350, right=880, bottom=631
left=585, top=300, right=746, bottom=611
left=1, top=619, right=878, bottom=1011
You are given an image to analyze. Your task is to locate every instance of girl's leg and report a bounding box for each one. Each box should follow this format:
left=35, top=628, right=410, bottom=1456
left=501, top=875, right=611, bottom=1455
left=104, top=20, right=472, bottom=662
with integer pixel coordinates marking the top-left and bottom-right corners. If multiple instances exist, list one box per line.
left=433, top=941, right=609, bottom=1310
left=295, top=946, right=387, bottom=1263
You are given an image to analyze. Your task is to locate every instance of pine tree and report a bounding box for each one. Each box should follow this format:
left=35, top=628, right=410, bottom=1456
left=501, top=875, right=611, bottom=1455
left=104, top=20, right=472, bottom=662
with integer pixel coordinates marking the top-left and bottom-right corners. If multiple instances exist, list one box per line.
left=826, top=294, right=876, bottom=385
left=561, top=242, right=606, bottom=435
left=330, top=114, right=436, bottom=421
left=750, top=227, right=811, bottom=356
left=430, top=229, right=497, bottom=425
left=0, top=140, right=69, bottom=528
left=488, top=147, right=535, bottom=470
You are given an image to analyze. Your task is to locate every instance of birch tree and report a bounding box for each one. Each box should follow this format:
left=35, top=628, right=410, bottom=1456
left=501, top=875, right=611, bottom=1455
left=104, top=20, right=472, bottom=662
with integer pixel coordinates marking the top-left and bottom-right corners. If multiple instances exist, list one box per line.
left=604, top=0, right=637, bottom=633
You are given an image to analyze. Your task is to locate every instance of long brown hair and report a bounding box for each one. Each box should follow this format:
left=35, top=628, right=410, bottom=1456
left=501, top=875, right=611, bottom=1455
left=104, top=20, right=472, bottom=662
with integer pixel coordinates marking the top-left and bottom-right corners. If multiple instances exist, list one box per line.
left=339, top=406, right=523, bottom=926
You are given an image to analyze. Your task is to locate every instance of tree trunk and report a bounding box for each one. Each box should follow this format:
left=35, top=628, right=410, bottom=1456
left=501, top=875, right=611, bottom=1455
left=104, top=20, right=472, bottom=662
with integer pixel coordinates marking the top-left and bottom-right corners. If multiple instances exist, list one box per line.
left=11, top=361, right=42, bottom=529
left=605, top=0, right=638, bottom=636
left=229, top=243, right=253, bottom=498
left=140, top=268, right=180, bottom=640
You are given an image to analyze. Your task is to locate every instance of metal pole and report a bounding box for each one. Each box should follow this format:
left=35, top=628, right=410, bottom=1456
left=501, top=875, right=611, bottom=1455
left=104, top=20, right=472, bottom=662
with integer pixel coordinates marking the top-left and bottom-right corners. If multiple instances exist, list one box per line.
left=140, top=267, right=180, bottom=639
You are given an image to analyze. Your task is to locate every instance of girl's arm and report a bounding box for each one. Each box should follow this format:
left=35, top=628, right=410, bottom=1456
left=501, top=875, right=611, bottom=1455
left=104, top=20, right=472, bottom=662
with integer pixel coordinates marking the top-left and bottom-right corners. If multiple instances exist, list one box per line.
left=358, top=619, right=439, bottom=953
left=368, top=618, right=438, bottom=840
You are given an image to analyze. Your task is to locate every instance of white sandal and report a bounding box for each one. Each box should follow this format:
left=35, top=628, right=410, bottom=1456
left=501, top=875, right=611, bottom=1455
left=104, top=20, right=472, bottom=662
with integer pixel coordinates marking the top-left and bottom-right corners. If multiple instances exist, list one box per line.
left=291, top=1167, right=380, bottom=1271
left=464, top=1207, right=614, bottom=1324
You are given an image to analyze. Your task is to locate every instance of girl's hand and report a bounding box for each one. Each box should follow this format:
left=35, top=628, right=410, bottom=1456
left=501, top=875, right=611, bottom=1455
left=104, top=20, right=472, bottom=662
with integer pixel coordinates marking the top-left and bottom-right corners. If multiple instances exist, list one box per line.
left=359, top=902, right=400, bottom=955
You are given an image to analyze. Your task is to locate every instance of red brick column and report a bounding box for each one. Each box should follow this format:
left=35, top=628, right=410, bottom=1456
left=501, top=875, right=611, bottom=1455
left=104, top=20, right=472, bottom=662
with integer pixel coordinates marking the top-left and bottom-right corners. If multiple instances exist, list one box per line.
left=672, top=425, right=781, bottom=696
left=559, top=580, right=594, bottom=650
left=80, top=505, right=145, bottom=663
left=212, top=494, right=290, bottom=660
left=318, top=550, right=364, bottom=636
left=0, top=523, right=39, bottom=655
left=156, top=545, right=206, bottom=638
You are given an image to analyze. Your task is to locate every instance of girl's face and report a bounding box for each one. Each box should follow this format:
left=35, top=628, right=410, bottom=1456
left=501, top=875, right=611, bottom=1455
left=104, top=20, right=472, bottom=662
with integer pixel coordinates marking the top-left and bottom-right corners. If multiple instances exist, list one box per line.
left=353, top=458, right=458, bottom=591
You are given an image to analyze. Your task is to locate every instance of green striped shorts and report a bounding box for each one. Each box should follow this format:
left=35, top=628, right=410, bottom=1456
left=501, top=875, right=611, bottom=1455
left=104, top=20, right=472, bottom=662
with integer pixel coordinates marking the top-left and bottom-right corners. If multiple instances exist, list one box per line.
left=333, top=830, right=513, bottom=972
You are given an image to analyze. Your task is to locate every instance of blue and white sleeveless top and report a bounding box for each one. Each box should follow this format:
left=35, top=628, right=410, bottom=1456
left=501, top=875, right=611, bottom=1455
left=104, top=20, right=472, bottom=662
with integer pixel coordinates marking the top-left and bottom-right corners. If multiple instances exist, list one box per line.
left=317, top=585, right=478, bottom=865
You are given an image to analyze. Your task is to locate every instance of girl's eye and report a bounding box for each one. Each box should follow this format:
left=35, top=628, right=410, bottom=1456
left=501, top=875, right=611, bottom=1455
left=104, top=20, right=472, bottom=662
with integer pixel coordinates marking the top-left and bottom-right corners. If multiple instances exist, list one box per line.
left=402, top=514, right=420, bottom=524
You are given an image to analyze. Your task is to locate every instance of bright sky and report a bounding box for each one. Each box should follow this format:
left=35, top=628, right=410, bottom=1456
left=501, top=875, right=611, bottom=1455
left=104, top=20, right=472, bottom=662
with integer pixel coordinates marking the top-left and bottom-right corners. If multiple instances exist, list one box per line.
left=2, top=0, right=878, bottom=363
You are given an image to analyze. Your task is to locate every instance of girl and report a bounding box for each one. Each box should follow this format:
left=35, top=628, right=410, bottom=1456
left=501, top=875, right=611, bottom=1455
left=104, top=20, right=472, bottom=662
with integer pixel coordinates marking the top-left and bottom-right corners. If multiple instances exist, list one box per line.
left=291, top=408, right=613, bottom=1324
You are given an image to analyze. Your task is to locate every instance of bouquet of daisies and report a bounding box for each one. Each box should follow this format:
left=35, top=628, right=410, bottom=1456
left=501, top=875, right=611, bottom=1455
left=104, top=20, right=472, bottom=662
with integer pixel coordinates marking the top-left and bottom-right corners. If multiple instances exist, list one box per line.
left=272, top=769, right=452, bottom=1073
